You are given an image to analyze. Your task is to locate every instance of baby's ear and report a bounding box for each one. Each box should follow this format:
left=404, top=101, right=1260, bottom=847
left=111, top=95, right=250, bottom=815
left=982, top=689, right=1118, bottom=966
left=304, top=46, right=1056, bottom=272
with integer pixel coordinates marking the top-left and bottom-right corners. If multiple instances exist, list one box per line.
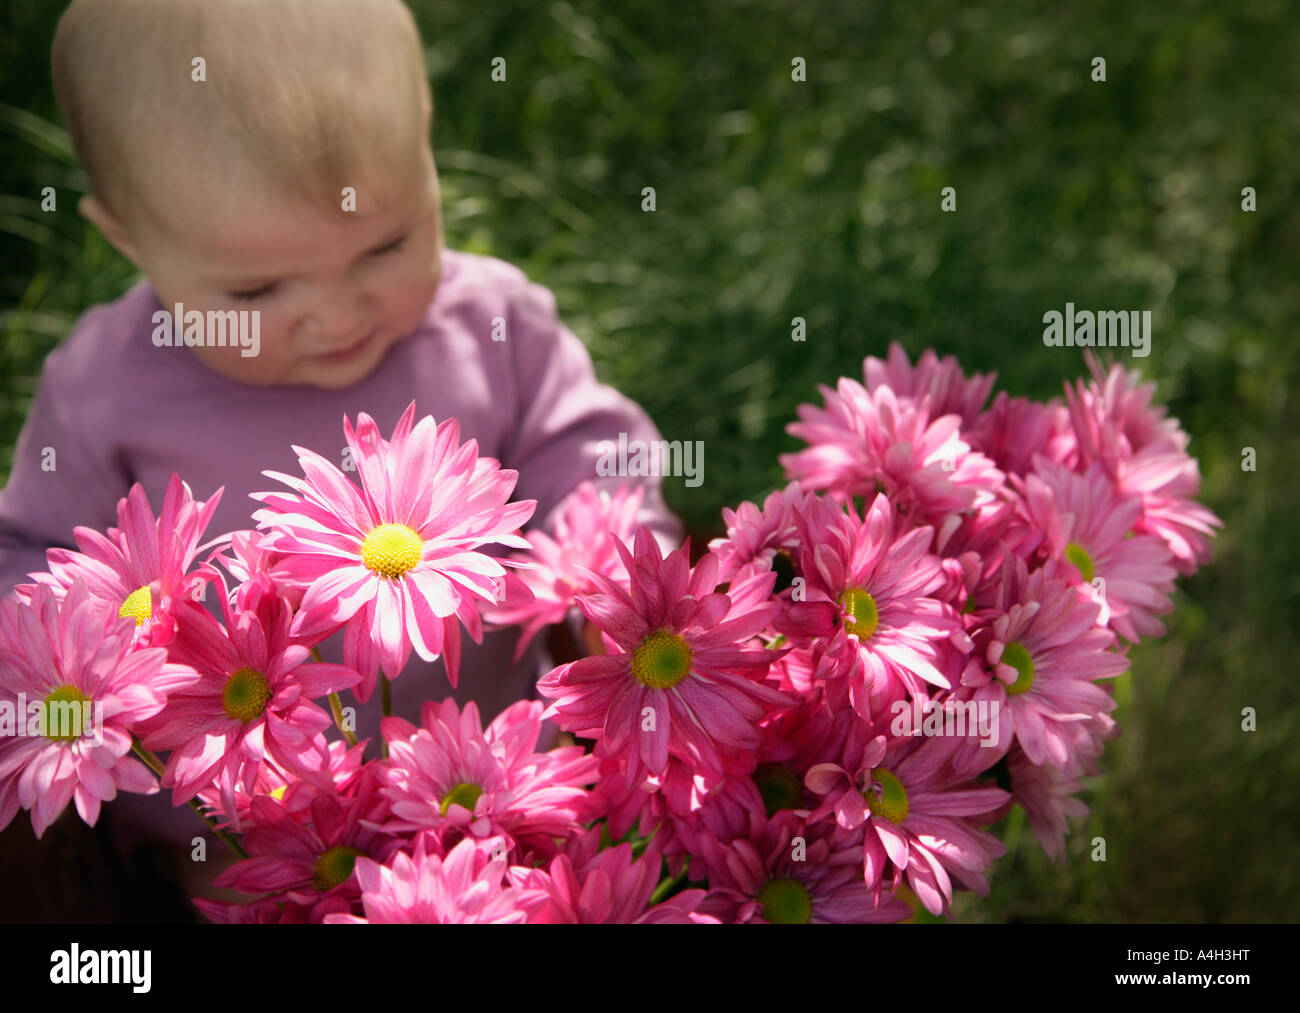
left=78, top=194, right=142, bottom=266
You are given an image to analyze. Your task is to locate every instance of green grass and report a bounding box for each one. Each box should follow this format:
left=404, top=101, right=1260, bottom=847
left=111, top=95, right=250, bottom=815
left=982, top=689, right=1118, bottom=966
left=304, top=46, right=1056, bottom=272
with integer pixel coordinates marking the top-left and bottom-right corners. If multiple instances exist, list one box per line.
left=2, top=0, right=1298, bottom=920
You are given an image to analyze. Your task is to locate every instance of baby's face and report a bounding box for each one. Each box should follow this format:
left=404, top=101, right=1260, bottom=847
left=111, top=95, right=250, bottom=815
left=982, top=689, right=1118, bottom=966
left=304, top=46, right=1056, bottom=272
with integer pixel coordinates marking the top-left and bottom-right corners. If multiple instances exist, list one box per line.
left=129, top=147, right=443, bottom=389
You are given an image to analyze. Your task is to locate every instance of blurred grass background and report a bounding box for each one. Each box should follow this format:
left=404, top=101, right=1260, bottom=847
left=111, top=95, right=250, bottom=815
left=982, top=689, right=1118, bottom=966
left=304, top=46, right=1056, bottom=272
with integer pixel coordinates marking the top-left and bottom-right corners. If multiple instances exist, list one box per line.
left=2, top=0, right=1296, bottom=921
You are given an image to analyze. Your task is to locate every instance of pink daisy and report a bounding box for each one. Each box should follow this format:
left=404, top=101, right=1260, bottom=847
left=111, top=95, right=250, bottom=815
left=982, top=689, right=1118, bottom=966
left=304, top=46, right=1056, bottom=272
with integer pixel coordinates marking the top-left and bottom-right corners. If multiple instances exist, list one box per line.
left=775, top=493, right=964, bottom=719
left=1004, top=743, right=1091, bottom=862
left=707, top=482, right=814, bottom=589
left=781, top=380, right=1003, bottom=525
left=377, top=698, right=601, bottom=858
left=515, top=826, right=717, bottom=923
left=1065, top=354, right=1222, bottom=574
left=22, top=474, right=225, bottom=647
left=969, top=391, right=1076, bottom=478
left=196, top=737, right=371, bottom=834
left=252, top=401, right=536, bottom=700
left=325, top=833, right=548, bottom=924
left=863, top=341, right=996, bottom=429
left=210, top=775, right=397, bottom=923
left=1019, top=456, right=1178, bottom=642
left=960, top=557, right=1128, bottom=768
left=538, top=527, right=793, bottom=784
left=696, top=810, right=912, bottom=924
left=805, top=730, right=1009, bottom=916
left=136, top=572, right=360, bottom=807
left=482, top=480, right=643, bottom=660
left=0, top=581, right=198, bottom=837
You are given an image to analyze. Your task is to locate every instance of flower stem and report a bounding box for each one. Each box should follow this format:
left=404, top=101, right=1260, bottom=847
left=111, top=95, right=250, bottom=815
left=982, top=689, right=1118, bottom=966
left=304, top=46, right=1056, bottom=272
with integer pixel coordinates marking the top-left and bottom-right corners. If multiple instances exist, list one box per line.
left=311, top=646, right=359, bottom=748
left=130, top=737, right=248, bottom=858
left=649, top=863, right=689, bottom=906
left=380, top=675, right=391, bottom=758
left=328, top=692, right=359, bottom=748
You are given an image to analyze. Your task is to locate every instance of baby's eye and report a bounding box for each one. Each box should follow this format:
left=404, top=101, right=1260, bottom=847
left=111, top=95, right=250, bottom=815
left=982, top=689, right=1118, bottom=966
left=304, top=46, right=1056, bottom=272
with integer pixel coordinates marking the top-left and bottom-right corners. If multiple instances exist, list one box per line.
left=228, top=282, right=278, bottom=302
left=368, top=233, right=408, bottom=257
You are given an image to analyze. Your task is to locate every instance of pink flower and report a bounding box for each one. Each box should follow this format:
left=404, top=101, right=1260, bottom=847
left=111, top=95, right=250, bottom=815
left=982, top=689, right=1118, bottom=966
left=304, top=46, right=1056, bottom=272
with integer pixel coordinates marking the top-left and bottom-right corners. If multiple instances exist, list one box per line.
left=136, top=573, right=360, bottom=807
left=1020, top=456, right=1178, bottom=641
left=327, top=833, right=549, bottom=924
left=252, top=401, right=536, bottom=700
left=969, top=392, right=1076, bottom=477
left=517, top=827, right=717, bottom=923
left=482, top=481, right=643, bottom=660
left=377, top=698, right=600, bottom=858
left=196, top=737, right=371, bottom=833
left=863, top=341, right=996, bottom=429
left=776, top=493, right=964, bottom=719
left=781, top=380, right=1003, bottom=524
left=1065, top=354, right=1221, bottom=574
left=696, top=811, right=912, bottom=923
left=211, top=775, right=396, bottom=923
left=805, top=731, right=1009, bottom=916
left=1004, top=743, right=1090, bottom=862
left=22, top=474, right=225, bottom=647
left=0, top=581, right=198, bottom=837
left=961, top=557, right=1128, bottom=768
left=538, top=527, right=793, bottom=784
left=707, top=482, right=815, bottom=589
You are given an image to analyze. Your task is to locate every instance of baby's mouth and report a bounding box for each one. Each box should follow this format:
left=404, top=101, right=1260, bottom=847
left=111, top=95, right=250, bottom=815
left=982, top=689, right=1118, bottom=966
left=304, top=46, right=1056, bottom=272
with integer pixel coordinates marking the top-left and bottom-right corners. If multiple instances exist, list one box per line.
left=314, top=328, right=376, bottom=363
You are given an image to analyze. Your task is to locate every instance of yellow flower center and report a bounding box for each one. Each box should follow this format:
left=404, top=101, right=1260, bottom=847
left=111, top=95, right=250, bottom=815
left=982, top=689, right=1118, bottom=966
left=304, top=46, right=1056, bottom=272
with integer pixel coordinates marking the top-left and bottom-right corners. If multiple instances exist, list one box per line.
left=1001, top=640, right=1035, bottom=696
left=42, top=685, right=91, bottom=742
left=222, top=666, right=272, bottom=722
left=361, top=523, right=423, bottom=578
left=439, top=781, right=485, bottom=816
left=118, top=585, right=152, bottom=625
left=757, top=877, right=812, bottom=924
left=311, top=845, right=361, bottom=892
left=1065, top=541, right=1095, bottom=584
left=839, top=586, right=879, bottom=639
left=630, top=630, right=693, bottom=690
left=865, top=768, right=909, bottom=823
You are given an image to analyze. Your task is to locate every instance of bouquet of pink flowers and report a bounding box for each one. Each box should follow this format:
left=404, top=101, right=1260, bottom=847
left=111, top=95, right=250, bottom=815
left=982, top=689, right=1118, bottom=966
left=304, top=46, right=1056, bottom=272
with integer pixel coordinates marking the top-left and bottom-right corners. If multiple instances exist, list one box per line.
left=0, top=345, right=1220, bottom=923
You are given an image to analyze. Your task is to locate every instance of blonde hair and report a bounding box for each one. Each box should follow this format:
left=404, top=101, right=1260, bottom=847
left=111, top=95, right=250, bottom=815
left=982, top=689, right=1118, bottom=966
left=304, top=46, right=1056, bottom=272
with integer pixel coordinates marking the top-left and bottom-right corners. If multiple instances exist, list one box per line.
left=52, top=0, right=432, bottom=229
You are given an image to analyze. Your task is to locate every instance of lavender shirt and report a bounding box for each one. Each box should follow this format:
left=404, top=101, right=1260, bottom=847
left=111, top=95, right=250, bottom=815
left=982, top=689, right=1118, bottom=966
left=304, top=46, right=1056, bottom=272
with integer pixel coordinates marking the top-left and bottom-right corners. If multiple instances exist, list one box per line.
left=0, top=248, right=681, bottom=848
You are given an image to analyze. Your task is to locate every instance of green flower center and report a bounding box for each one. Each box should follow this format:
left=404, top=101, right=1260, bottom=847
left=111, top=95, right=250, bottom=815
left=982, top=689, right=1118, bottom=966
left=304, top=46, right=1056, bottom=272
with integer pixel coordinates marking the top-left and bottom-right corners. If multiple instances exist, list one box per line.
left=1064, top=540, right=1095, bottom=584
left=222, top=666, right=272, bottom=722
left=361, top=523, right=423, bottom=578
left=311, top=845, right=361, bottom=892
left=1001, top=640, right=1035, bottom=696
left=753, top=763, right=804, bottom=817
left=118, top=585, right=152, bottom=625
left=757, top=877, right=813, bottom=924
left=630, top=630, right=693, bottom=690
left=771, top=550, right=797, bottom=594
left=839, top=587, right=879, bottom=639
left=42, top=685, right=91, bottom=742
left=439, top=781, right=484, bottom=816
left=864, top=768, right=909, bottom=823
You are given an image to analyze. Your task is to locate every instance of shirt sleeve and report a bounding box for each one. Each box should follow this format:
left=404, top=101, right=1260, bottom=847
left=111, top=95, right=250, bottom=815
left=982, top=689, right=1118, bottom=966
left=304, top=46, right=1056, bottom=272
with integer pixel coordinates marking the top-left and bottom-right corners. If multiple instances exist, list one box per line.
left=0, top=348, right=127, bottom=599
left=501, top=273, right=683, bottom=552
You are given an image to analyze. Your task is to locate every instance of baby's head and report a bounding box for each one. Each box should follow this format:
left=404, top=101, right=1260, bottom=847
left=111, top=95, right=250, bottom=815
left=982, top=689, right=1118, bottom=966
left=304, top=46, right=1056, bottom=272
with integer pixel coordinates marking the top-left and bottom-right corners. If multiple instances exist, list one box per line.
left=53, top=0, right=442, bottom=389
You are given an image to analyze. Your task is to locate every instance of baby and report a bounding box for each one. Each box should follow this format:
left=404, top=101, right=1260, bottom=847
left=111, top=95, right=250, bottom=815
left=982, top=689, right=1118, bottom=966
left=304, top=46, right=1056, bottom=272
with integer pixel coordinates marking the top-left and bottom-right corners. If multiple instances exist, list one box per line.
left=0, top=0, right=679, bottom=881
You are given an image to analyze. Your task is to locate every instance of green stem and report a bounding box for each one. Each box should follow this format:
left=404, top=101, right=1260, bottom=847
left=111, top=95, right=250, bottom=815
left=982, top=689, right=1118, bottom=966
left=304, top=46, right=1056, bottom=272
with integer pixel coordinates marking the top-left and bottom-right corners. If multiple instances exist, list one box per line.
left=380, top=675, right=392, bottom=758
left=649, top=864, right=690, bottom=906
left=328, top=692, right=359, bottom=748
left=131, top=737, right=248, bottom=858
left=311, top=646, right=359, bottom=748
